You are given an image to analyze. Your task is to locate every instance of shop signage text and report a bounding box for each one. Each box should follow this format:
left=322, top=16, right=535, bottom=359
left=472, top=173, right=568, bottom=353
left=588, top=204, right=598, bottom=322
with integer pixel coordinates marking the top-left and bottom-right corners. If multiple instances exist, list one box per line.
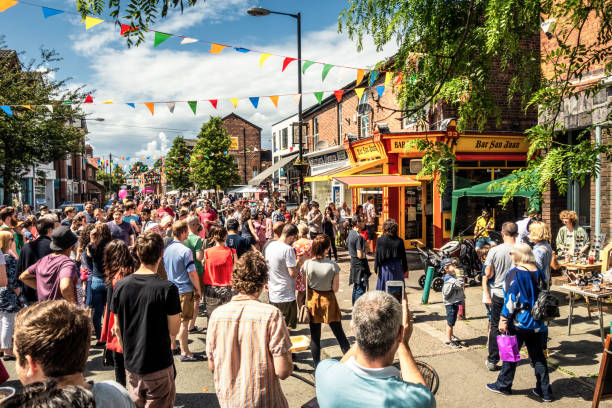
left=456, top=136, right=528, bottom=153
left=230, top=137, right=239, bottom=150
left=354, top=143, right=381, bottom=160
left=389, top=140, right=421, bottom=154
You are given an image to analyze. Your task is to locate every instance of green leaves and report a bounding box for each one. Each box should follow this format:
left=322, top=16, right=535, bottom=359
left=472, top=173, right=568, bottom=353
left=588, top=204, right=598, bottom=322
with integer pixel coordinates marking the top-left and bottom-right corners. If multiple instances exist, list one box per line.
left=407, top=139, right=456, bottom=194
left=164, top=136, right=192, bottom=191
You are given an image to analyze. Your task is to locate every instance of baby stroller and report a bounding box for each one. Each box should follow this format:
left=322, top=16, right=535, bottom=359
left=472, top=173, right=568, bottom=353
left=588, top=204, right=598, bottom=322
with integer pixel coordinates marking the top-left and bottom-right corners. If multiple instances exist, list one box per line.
left=411, top=240, right=461, bottom=292
left=455, top=238, right=483, bottom=286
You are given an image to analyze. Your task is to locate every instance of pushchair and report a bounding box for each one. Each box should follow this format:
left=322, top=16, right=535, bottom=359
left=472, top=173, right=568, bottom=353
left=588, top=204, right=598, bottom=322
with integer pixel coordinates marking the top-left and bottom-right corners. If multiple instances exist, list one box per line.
left=411, top=240, right=461, bottom=292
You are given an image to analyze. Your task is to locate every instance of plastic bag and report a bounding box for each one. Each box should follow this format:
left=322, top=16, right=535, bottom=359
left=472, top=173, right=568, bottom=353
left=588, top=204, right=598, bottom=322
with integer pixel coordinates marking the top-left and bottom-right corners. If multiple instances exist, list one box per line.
left=497, top=333, right=521, bottom=362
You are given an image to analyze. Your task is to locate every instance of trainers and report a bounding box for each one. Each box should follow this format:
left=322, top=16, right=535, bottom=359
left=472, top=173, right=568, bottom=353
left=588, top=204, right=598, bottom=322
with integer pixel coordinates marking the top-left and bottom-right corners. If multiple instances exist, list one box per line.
left=486, top=383, right=511, bottom=396
left=531, top=388, right=552, bottom=402
left=485, top=360, right=498, bottom=371
left=445, top=341, right=462, bottom=349
left=451, top=335, right=461, bottom=342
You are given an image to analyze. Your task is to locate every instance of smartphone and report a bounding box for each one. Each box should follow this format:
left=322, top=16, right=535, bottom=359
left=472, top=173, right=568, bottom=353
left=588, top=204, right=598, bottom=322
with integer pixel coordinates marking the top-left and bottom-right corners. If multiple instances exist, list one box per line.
left=385, top=280, right=405, bottom=303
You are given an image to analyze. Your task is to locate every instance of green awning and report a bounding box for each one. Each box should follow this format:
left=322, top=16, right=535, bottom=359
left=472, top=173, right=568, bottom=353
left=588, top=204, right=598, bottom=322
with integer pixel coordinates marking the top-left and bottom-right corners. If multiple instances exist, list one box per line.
left=450, top=172, right=540, bottom=237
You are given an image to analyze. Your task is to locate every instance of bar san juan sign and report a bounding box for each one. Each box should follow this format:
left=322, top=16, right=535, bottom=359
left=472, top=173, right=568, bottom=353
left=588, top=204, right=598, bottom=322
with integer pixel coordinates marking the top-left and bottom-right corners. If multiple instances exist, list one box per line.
left=354, top=142, right=381, bottom=160
left=456, top=136, right=528, bottom=153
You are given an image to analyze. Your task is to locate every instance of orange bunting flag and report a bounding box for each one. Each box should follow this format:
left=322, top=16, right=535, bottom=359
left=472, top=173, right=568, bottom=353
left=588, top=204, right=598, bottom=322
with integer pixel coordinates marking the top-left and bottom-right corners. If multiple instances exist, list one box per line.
left=230, top=98, right=239, bottom=108
left=144, top=102, right=155, bottom=115
left=0, top=0, right=18, bottom=12
left=395, top=73, right=404, bottom=86
left=356, top=69, right=365, bottom=85
left=281, top=57, right=296, bottom=72
left=334, top=90, right=344, bottom=103
left=354, top=88, right=365, bottom=100
left=269, top=95, right=279, bottom=108
left=259, top=53, right=272, bottom=67
left=21, top=105, right=32, bottom=110
left=209, top=43, right=226, bottom=54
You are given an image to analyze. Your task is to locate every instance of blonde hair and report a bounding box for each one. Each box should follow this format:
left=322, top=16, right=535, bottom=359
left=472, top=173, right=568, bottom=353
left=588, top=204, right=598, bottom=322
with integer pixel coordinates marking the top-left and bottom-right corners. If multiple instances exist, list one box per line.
left=511, top=243, right=536, bottom=265
left=559, top=210, right=578, bottom=226
left=298, top=223, right=309, bottom=237
left=0, top=231, right=13, bottom=253
left=528, top=221, right=551, bottom=242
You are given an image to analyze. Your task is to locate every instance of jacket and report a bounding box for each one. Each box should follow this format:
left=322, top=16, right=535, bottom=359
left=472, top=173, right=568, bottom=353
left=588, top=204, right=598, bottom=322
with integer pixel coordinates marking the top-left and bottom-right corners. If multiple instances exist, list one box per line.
left=442, top=274, right=465, bottom=305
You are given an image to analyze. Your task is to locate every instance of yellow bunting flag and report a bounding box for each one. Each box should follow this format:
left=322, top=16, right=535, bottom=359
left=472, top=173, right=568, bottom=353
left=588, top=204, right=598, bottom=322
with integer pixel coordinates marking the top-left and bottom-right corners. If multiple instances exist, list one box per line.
left=354, top=88, right=365, bottom=100
left=103, top=99, right=113, bottom=104
left=269, top=95, right=279, bottom=108
left=144, top=102, right=155, bottom=115
left=0, top=0, right=18, bottom=12
left=230, top=98, right=239, bottom=108
left=209, top=43, right=226, bottom=54
left=385, top=71, right=392, bottom=86
left=356, top=69, right=365, bottom=85
left=21, top=105, right=32, bottom=110
left=84, top=16, right=104, bottom=30
left=259, top=53, right=272, bottom=67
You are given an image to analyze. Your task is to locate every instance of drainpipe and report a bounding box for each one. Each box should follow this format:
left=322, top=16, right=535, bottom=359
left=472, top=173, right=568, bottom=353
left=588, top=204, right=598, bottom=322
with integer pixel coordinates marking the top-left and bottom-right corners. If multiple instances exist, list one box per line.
left=595, top=125, right=601, bottom=238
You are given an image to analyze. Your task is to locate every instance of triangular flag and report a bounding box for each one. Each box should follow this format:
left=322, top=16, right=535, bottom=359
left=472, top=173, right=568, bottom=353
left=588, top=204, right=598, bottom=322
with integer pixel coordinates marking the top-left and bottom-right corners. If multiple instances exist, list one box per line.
left=314, top=92, right=324, bottom=104
left=355, top=88, right=365, bottom=100
left=0, top=0, right=18, bottom=12
left=0, top=106, right=12, bottom=116
left=302, top=61, right=315, bottom=73
left=62, top=101, right=72, bottom=105
left=21, top=105, right=32, bottom=110
left=42, top=7, right=63, bottom=18
left=103, top=99, right=113, bottom=104
left=385, top=71, right=393, bottom=86
left=144, top=102, right=155, bottom=115
left=235, top=48, right=250, bottom=53
left=292, top=94, right=301, bottom=106
left=356, top=69, right=365, bottom=85
left=84, top=94, right=94, bottom=104
left=84, top=16, right=104, bottom=30
left=395, top=73, right=404, bottom=86
left=180, top=37, right=198, bottom=45
left=154, top=32, right=172, bottom=47
left=249, top=97, right=259, bottom=109
left=45, top=105, right=53, bottom=112
left=269, top=95, right=279, bottom=108
left=376, top=86, right=385, bottom=98
left=120, top=24, right=139, bottom=35
left=230, top=98, right=239, bottom=108
left=321, top=64, right=333, bottom=81
left=121, top=156, right=125, bottom=160
left=167, top=102, right=175, bottom=113
left=126, top=103, right=135, bottom=109
left=209, top=43, right=226, bottom=54
left=209, top=99, right=218, bottom=109
left=188, top=101, right=197, bottom=115
left=334, top=90, right=344, bottom=103
left=282, top=57, right=296, bottom=72
left=259, top=53, right=272, bottom=67
left=369, top=70, right=380, bottom=86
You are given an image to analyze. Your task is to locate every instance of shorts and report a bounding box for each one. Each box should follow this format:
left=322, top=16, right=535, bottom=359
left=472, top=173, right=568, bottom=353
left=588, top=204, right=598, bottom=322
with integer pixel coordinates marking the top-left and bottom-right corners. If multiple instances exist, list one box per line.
left=179, top=292, right=195, bottom=322
left=445, top=303, right=460, bottom=327
left=271, top=300, right=297, bottom=329
left=127, top=364, right=176, bottom=408
left=476, top=237, right=494, bottom=249
left=366, top=224, right=377, bottom=240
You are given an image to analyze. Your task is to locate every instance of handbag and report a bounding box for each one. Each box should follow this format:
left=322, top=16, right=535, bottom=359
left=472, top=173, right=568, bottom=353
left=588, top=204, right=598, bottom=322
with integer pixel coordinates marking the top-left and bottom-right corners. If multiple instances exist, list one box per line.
left=102, top=286, right=114, bottom=367
left=297, top=261, right=310, bottom=324
left=497, top=333, right=521, bottom=362
left=0, top=360, right=9, bottom=385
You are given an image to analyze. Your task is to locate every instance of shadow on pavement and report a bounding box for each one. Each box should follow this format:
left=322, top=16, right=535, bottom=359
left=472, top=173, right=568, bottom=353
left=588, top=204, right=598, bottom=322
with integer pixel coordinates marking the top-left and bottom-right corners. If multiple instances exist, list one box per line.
left=175, top=392, right=220, bottom=407
left=548, top=339, right=601, bottom=366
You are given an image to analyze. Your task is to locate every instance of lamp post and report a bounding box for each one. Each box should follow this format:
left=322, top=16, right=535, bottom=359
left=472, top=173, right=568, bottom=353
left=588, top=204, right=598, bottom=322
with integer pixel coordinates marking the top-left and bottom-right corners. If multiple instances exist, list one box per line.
left=247, top=7, right=304, bottom=203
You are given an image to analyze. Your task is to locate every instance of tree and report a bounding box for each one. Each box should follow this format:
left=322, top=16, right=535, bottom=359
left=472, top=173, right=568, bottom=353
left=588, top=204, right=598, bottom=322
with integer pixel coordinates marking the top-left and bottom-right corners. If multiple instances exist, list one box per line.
left=0, top=41, right=87, bottom=205
left=97, top=165, right=127, bottom=197
left=131, top=161, right=148, bottom=176
left=189, top=117, right=240, bottom=197
left=340, top=0, right=612, bottom=203
left=152, top=158, right=163, bottom=169
left=164, top=136, right=192, bottom=191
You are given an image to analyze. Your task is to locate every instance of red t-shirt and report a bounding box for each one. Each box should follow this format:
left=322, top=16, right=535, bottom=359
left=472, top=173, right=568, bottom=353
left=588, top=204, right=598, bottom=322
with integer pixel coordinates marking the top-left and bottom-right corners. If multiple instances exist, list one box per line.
left=157, top=207, right=175, bottom=219
left=204, top=246, right=235, bottom=287
left=199, top=209, right=218, bottom=233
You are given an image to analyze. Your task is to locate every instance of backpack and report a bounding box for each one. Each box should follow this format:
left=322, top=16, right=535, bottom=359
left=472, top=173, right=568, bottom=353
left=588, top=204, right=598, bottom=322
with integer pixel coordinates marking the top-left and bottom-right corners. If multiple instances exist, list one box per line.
left=531, top=286, right=560, bottom=321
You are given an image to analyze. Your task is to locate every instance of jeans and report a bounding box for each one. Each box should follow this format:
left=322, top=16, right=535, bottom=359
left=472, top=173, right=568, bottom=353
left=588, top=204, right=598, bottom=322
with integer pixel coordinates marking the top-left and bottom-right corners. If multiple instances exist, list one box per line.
left=327, top=238, right=338, bottom=261
left=0, top=311, right=16, bottom=349
left=113, top=351, right=126, bottom=387
left=352, top=281, right=368, bottom=305
left=495, top=330, right=551, bottom=399
left=309, top=321, right=351, bottom=367
left=487, top=294, right=504, bottom=364
left=90, top=276, right=107, bottom=340
left=476, top=237, right=495, bottom=249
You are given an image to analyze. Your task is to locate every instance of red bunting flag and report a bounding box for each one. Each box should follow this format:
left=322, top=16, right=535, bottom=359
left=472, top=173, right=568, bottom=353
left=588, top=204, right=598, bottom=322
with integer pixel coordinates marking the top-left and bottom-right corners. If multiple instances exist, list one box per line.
left=282, top=57, right=296, bottom=72
left=395, top=73, right=404, bottom=86
left=334, top=90, right=344, bottom=103
left=209, top=99, right=217, bottom=109
left=84, top=94, right=93, bottom=104
left=120, top=24, right=139, bottom=35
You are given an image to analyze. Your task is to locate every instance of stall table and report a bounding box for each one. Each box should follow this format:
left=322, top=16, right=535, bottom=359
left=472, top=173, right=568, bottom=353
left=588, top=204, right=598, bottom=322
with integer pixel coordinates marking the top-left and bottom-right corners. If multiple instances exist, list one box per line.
left=560, top=284, right=612, bottom=344
left=558, top=261, right=603, bottom=274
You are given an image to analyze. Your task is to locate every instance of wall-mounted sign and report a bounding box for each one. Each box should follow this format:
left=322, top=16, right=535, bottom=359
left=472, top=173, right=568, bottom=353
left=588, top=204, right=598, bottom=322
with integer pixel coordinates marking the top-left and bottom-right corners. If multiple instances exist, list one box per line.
left=388, top=139, right=422, bottom=154
left=456, top=136, right=528, bottom=153
left=230, top=137, right=239, bottom=150
left=354, top=142, right=381, bottom=160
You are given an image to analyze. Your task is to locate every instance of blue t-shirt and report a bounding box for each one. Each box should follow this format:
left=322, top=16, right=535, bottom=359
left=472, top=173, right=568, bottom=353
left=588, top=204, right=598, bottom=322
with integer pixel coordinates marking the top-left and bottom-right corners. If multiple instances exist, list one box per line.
left=315, top=358, right=435, bottom=408
left=107, top=221, right=135, bottom=246
left=163, top=240, right=196, bottom=294
left=123, top=214, right=142, bottom=226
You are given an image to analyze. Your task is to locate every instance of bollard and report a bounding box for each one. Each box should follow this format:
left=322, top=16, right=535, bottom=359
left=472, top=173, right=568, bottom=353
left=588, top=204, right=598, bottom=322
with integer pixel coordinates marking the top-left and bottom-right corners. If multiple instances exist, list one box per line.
left=421, top=266, right=435, bottom=304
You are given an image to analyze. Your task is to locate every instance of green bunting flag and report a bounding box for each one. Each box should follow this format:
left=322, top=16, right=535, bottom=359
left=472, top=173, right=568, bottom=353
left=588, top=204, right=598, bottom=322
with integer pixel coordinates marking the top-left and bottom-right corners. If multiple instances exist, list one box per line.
left=321, top=64, right=333, bottom=81
left=154, top=32, right=172, bottom=47
left=188, top=101, right=197, bottom=115
left=314, top=92, right=324, bottom=104
left=302, top=61, right=315, bottom=74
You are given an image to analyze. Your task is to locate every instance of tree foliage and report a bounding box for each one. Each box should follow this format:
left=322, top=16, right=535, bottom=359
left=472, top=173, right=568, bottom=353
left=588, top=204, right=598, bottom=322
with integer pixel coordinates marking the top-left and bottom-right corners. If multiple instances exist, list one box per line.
left=131, top=161, right=148, bottom=175
left=96, top=165, right=126, bottom=195
left=164, top=136, right=192, bottom=191
left=340, top=0, right=612, bottom=206
left=0, top=41, right=87, bottom=205
left=189, top=117, right=240, bottom=191
left=152, top=158, right=163, bottom=169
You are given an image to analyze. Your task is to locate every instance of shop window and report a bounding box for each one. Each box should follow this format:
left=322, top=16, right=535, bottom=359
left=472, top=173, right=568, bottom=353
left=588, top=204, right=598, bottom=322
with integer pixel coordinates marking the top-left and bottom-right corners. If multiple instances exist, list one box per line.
left=480, top=160, right=505, bottom=168
left=404, top=186, right=423, bottom=240
left=507, top=161, right=526, bottom=167
left=456, top=161, right=478, bottom=168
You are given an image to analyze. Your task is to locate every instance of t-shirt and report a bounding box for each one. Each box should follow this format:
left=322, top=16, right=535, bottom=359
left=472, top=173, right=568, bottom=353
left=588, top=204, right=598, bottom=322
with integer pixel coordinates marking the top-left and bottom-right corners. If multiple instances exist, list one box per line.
left=91, top=381, right=135, bottom=408
left=163, top=241, right=196, bottom=294
left=183, top=233, right=204, bottom=275
left=475, top=216, right=495, bottom=238
left=315, top=357, right=436, bottom=408
left=364, top=202, right=376, bottom=225
left=123, top=214, right=141, bottom=227
left=111, top=273, right=181, bottom=375
left=226, top=233, right=251, bottom=259
left=61, top=217, right=72, bottom=227
left=107, top=221, right=135, bottom=245
left=204, top=245, right=235, bottom=287
left=347, top=230, right=365, bottom=258
left=157, top=207, right=175, bottom=219
left=28, top=254, right=78, bottom=302
left=198, top=209, right=218, bottom=232
left=305, top=259, right=340, bottom=292
left=484, top=242, right=514, bottom=298
left=265, top=240, right=297, bottom=303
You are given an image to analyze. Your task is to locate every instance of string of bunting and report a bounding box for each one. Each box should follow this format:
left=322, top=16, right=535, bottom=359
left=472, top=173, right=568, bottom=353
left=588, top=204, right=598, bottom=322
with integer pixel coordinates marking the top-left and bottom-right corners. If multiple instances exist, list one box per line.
left=0, top=0, right=402, bottom=83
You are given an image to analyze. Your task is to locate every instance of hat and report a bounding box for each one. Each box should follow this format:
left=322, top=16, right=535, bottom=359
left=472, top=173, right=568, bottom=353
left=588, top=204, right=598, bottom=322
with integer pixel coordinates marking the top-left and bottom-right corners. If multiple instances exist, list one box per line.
left=49, top=226, right=78, bottom=251
left=440, top=258, right=456, bottom=270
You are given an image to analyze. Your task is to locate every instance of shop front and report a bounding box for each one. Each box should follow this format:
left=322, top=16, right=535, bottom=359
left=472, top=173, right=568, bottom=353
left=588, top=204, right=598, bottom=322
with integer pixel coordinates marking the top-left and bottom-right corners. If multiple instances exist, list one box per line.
left=334, top=120, right=531, bottom=248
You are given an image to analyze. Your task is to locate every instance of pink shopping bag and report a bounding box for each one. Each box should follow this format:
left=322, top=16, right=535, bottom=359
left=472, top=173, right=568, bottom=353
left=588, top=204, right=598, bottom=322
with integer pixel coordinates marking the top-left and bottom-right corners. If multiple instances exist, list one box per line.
left=497, top=333, right=521, bottom=362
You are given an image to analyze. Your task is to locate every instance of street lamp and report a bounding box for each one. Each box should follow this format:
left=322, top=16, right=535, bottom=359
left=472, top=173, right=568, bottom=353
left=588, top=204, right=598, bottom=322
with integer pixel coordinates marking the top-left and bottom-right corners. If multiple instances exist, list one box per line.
left=247, top=7, right=304, bottom=203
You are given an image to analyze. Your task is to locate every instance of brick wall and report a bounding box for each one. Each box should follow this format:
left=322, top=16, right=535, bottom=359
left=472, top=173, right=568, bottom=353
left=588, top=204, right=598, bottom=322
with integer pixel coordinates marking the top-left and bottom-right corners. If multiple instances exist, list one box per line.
left=222, top=114, right=262, bottom=184
left=590, top=127, right=612, bottom=240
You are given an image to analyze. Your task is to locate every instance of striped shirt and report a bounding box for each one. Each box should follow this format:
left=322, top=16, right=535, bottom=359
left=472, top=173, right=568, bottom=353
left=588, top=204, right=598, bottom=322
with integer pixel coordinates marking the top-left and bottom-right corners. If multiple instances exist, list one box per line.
left=206, top=294, right=292, bottom=408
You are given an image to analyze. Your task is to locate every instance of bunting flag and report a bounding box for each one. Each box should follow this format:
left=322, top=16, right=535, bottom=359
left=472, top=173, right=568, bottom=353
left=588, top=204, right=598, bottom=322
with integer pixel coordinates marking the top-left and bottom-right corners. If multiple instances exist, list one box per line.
left=395, top=73, right=404, bottom=85
left=355, top=87, right=365, bottom=100
left=369, top=70, right=380, bottom=86
left=385, top=71, right=393, bottom=86
left=0, top=0, right=18, bottom=12
left=356, top=69, right=365, bottom=85
left=45, top=104, right=53, bottom=112
left=314, top=92, right=324, bottom=104
left=334, top=90, right=344, bottom=103
left=282, top=57, right=296, bottom=72
left=302, top=61, right=315, bottom=73
left=188, top=101, right=197, bottom=114
left=126, top=103, right=135, bottom=109
left=249, top=97, right=259, bottom=109
left=321, top=64, right=333, bottom=81
left=292, top=94, right=301, bottom=106
left=41, top=6, right=63, bottom=18
left=259, top=53, right=272, bottom=67
left=154, top=32, right=172, bottom=47
left=62, top=101, right=72, bottom=105
left=230, top=98, right=239, bottom=108
left=21, top=105, right=32, bottom=110
left=120, top=24, right=139, bottom=35
left=144, top=102, right=155, bottom=115
left=209, top=99, right=217, bottom=109
left=103, top=99, right=113, bottom=104
left=166, top=102, right=175, bottom=113
left=376, top=86, right=385, bottom=98
left=0, top=106, right=13, bottom=116
left=209, top=43, right=226, bottom=54
left=180, top=37, right=198, bottom=45
left=84, top=16, right=103, bottom=30
left=84, top=94, right=94, bottom=104
left=269, top=95, right=279, bottom=108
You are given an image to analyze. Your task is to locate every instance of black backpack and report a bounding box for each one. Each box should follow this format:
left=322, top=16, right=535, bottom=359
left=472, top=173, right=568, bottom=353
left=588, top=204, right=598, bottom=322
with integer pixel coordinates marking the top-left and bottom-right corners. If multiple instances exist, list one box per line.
left=514, top=268, right=560, bottom=322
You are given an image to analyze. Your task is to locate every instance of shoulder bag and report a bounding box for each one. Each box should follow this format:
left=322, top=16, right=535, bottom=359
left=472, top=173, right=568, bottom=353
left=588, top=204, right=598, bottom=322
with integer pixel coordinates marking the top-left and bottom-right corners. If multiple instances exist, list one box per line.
left=297, top=260, right=310, bottom=324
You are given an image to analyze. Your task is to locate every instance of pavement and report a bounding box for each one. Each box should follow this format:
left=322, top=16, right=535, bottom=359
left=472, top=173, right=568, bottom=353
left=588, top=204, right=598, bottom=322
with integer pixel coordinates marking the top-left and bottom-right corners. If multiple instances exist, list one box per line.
left=2, top=248, right=611, bottom=407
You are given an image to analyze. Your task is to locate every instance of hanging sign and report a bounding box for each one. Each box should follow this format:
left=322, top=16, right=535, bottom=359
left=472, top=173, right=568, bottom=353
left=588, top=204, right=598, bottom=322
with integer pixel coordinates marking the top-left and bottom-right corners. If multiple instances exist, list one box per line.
left=229, top=137, right=239, bottom=150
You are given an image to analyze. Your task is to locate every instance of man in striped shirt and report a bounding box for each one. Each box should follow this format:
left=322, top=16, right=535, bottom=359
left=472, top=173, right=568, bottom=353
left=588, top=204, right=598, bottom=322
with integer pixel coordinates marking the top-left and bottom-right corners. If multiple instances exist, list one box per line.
left=206, top=251, right=293, bottom=408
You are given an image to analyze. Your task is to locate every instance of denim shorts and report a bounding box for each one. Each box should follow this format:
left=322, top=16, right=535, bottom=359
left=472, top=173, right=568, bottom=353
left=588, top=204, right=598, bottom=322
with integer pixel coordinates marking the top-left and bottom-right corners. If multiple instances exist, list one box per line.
left=445, top=303, right=460, bottom=327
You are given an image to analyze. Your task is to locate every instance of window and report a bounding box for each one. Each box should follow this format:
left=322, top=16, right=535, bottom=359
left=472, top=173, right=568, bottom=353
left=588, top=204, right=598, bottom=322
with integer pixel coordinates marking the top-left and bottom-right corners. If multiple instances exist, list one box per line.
left=67, top=164, right=73, bottom=180
left=281, top=128, right=288, bottom=149
left=337, top=102, right=343, bottom=144
left=233, top=156, right=239, bottom=167
left=272, top=132, right=277, bottom=150
left=360, top=115, right=370, bottom=139
left=313, top=117, right=319, bottom=149
left=252, top=166, right=258, bottom=177
left=357, top=91, right=370, bottom=139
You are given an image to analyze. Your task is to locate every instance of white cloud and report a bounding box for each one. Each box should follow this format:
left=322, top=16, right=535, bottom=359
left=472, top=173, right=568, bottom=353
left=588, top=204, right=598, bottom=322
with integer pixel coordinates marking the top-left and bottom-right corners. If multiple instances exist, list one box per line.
left=135, top=132, right=170, bottom=157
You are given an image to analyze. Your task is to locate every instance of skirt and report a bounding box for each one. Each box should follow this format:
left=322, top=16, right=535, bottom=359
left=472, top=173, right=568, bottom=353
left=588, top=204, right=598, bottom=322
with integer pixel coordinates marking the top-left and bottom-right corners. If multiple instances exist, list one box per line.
left=307, top=289, right=341, bottom=324
left=376, top=260, right=404, bottom=291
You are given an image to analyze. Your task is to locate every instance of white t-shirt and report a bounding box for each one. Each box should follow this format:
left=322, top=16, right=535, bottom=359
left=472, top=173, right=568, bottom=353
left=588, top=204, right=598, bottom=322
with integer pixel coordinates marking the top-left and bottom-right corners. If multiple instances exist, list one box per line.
left=265, top=240, right=297, bottom=303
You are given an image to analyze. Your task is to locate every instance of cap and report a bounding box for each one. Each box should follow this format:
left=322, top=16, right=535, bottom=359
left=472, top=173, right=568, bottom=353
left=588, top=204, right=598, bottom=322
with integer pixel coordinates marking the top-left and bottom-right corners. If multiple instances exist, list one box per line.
left=49, top=226, right=78, bottom=251
left=440, top=258, right=456, bottom=270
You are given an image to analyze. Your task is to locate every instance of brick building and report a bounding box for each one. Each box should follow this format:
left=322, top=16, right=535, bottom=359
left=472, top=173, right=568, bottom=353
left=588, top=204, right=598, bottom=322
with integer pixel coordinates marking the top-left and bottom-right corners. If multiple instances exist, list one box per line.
left=222, top=113, right=262, bottom=185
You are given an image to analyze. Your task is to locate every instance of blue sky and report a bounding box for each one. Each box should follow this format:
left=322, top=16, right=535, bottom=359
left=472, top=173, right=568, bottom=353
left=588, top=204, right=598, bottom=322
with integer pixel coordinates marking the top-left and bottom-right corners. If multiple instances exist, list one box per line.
left=0, top=0, right=396, bottom=165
